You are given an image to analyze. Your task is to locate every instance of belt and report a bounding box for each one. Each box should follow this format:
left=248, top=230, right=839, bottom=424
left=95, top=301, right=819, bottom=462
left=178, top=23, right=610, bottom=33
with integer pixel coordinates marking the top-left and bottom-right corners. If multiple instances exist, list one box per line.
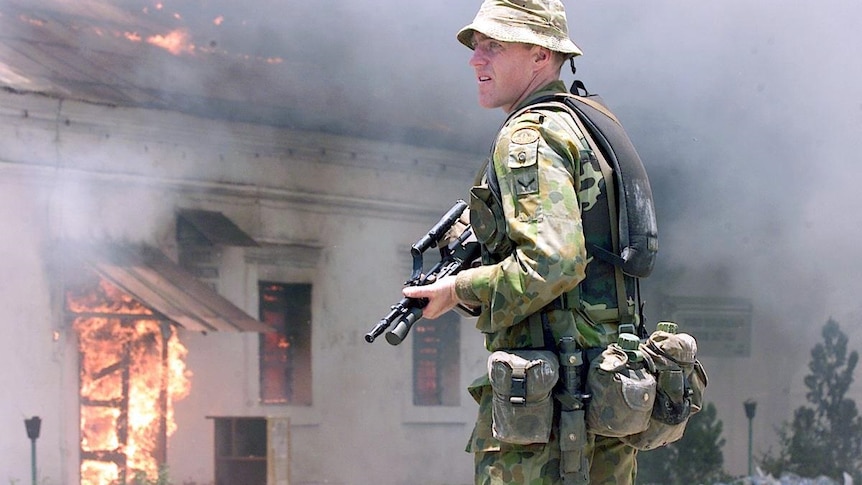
left=545, top=288, right=624, bottom=323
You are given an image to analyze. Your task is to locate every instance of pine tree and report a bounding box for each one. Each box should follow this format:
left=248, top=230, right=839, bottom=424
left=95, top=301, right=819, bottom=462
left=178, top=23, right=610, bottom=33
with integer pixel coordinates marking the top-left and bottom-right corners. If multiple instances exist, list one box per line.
left=761, top=318, right=862, bottom=482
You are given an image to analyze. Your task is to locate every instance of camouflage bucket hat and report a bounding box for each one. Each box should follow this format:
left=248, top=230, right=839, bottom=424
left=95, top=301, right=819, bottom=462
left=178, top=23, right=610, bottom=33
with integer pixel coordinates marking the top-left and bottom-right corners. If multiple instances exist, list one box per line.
left=457, top=0, right=582, bottom=57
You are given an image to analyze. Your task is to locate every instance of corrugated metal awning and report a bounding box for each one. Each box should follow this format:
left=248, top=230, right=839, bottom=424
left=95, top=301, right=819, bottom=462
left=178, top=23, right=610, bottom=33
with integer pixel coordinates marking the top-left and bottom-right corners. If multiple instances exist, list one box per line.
left=65, top=242, right=272, bottom=333
left=177, top=209, right=259, bottom=247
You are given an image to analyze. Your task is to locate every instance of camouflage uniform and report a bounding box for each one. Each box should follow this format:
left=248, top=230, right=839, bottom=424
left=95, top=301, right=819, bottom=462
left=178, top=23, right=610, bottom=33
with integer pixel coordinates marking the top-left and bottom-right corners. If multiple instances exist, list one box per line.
left=453, top=1, right=640, bottom=482
left=454, top=79, right=638, bottom=484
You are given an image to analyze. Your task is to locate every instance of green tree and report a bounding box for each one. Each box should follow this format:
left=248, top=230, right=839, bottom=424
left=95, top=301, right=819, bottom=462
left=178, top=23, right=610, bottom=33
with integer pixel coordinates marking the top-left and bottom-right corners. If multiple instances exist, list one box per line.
left=637, top=401, right=727, bottom=485
left=761, top=318, right=862, bottom=482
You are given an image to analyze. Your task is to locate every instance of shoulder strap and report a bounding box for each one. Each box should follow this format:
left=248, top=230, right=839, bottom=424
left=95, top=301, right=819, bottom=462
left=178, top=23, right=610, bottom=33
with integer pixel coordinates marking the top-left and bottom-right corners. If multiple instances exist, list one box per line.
left=560, top=103, right=633, bottom=324
left=523, top=94, right=647, bottom=325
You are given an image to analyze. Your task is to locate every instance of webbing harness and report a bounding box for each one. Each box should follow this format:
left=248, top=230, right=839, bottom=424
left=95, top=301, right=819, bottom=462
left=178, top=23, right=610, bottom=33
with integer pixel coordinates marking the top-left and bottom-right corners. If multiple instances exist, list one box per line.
left=487, top=93, right=646, bottom=347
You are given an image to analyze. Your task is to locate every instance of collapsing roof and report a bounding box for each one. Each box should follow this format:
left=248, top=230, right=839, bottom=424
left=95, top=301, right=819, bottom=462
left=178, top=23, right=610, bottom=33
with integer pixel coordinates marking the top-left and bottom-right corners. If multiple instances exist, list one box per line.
left=63, top=242, right=271, bottom=334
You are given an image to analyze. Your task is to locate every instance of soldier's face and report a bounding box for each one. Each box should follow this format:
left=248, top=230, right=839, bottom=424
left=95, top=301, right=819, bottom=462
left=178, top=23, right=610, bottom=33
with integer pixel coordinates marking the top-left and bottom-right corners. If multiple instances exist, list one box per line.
left=469, top=33, right=537, bottom=113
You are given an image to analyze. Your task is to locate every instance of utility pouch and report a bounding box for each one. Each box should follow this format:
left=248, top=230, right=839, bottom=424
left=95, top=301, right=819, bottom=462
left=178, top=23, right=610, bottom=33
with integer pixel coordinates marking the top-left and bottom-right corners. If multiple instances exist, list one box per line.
left=559, top=409, right=590, bottom=484
left=488, top=350, right=559, bottom=445
left=469, top=159, right=512, bottom=257
left=586, top=343, right=656, bottom=437
left=622, top=325, right=709, bottom=450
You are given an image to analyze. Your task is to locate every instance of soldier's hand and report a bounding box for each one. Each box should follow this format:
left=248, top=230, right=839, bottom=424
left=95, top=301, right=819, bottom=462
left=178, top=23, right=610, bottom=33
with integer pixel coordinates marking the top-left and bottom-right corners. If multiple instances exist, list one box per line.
left=402, top=275, right=459, bottom=319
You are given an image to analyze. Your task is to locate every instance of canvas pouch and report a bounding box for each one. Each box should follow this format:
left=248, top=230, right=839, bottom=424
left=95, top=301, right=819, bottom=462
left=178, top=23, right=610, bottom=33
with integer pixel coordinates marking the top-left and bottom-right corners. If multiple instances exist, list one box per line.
left=488, top=350, right=560, bottom=444
left=586, top=344, right=656, bottom=437
left=622, top=330, right=709, bottom=450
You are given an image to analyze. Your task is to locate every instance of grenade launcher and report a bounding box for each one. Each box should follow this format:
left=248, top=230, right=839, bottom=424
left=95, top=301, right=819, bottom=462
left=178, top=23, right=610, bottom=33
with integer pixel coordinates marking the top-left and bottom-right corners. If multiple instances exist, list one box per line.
left=365, top=200, right=480, bottom=345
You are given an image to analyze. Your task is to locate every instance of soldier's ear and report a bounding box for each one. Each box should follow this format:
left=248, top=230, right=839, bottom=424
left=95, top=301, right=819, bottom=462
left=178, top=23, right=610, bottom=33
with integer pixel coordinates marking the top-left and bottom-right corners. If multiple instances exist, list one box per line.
left=532, top=46, right=552, bottom=66
left=534, top=49, right=548, bottom=62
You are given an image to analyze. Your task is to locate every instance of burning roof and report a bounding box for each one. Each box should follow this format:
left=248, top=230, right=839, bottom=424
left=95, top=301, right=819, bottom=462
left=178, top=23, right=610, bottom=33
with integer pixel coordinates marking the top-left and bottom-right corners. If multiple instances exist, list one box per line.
left=0, top=0, right=482, bottom=151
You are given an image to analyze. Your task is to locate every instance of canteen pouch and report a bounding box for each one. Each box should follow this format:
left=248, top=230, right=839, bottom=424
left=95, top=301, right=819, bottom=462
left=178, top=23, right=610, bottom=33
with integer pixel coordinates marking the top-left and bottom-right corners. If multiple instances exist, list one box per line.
left=488, top=350, right=560, bottom=445
left=623, top=330, right=709, bottom=450
left=586, top=344, right=656, bottom=437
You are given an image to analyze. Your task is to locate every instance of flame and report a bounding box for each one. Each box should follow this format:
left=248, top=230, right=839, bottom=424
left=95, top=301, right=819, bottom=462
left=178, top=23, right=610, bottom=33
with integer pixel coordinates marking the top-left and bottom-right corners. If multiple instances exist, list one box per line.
left=70, top=276, right=192, bottom=484
left=81, top=405, right=121, bottom=451
left=66, top=277, right=154, bottom=315
left=12, top=6, right=284, bottom=65
left=81, top=461, right=121, bottom=485
left=147, top=29, right=195, bottom=55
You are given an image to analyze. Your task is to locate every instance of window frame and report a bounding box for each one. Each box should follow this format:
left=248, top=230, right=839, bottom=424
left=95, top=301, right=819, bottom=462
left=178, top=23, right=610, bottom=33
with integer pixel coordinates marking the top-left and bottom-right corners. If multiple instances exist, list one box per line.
left=258, top=281, right=313, bottom=406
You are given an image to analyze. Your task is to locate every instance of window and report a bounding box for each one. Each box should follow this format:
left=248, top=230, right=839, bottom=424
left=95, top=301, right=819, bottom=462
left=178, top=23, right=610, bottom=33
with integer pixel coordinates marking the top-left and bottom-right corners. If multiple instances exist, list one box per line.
left=211, top=416, right=290, bottom=485
left=213, top=417, right=267, bottom=485
left=259, top=282, right=312, bottom=405
left=412, top=312, right=460, bottom=406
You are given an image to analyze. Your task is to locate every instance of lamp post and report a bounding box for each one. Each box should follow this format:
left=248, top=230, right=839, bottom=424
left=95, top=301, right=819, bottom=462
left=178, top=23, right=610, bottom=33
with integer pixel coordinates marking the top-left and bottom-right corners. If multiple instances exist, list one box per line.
left=744, top=400, right=757, bottom=478
left=24, top=416, right=41, bottom=485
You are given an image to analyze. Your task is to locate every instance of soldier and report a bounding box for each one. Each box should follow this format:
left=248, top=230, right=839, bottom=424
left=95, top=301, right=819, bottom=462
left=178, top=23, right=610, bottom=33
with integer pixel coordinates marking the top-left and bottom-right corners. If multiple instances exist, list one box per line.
left=403, top=0, right=641, bottom=483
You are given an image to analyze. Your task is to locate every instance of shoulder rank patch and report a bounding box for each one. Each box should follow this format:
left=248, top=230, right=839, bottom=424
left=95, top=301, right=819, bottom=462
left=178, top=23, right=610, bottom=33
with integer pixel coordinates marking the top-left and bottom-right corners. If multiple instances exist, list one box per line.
left=511, top=127, right=540, bottom=145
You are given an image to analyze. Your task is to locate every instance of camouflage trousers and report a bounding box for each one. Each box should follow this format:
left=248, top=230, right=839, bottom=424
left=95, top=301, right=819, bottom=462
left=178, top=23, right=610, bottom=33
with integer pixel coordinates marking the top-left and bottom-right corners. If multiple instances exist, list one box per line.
left=473, top=433, right=637, bottom=485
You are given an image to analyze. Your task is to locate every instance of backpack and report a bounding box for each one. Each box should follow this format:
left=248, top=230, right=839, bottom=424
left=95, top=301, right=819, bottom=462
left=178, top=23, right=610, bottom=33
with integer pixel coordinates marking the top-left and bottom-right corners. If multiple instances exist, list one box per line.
left=490, top=82, right=658, bottom=332
left=533, top=81, right=659, bottom=280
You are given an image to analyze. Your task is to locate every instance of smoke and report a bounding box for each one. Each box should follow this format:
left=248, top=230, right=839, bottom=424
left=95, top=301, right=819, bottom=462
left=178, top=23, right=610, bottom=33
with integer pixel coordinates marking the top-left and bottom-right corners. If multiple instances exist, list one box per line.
left=576, top=0, right=862, bottom=329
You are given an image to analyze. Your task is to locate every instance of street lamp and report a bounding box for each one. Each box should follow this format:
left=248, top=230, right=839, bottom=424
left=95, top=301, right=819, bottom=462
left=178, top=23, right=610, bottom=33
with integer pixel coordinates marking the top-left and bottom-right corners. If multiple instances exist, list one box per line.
left=24, top=416, right=41, bottom=485
left=744, top=400, right=757, bottom=478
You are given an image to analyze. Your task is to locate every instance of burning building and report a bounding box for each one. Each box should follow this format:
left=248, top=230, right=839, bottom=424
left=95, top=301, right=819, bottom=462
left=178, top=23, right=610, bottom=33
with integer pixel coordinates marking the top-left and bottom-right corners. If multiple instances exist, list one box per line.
left=0, top=2, right=487, bottom=484
left=0, top=79, right=484, bottom=485
left=0, top=2, right=492, bottom=476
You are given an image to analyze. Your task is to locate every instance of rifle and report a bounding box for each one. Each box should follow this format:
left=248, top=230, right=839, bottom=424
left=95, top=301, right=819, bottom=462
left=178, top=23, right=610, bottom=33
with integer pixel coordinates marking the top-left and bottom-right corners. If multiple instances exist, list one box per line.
left=365, top=200, right=481, bottom=345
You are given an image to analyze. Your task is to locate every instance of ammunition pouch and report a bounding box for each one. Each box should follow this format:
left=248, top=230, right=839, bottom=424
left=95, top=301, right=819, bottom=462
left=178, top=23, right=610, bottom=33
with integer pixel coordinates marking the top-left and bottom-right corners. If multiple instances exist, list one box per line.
left=586, top=344, right=656, bottom=437
left=554, top=338, right=589, bottom=484
left=622, top=330, right=709, bottom=450
left=488, top=350, right=559, bottom=445
left=469, top=159, right=514, bottom=259
left=559, top=408, right=589, bottom=484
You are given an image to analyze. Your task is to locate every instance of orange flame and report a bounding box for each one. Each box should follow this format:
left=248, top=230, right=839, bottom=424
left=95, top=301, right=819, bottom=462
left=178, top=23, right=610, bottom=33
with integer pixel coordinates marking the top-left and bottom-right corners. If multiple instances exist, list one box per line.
left=147, top=29, right=195, bottom=55
left=70, top=277, right=192, bottom=483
